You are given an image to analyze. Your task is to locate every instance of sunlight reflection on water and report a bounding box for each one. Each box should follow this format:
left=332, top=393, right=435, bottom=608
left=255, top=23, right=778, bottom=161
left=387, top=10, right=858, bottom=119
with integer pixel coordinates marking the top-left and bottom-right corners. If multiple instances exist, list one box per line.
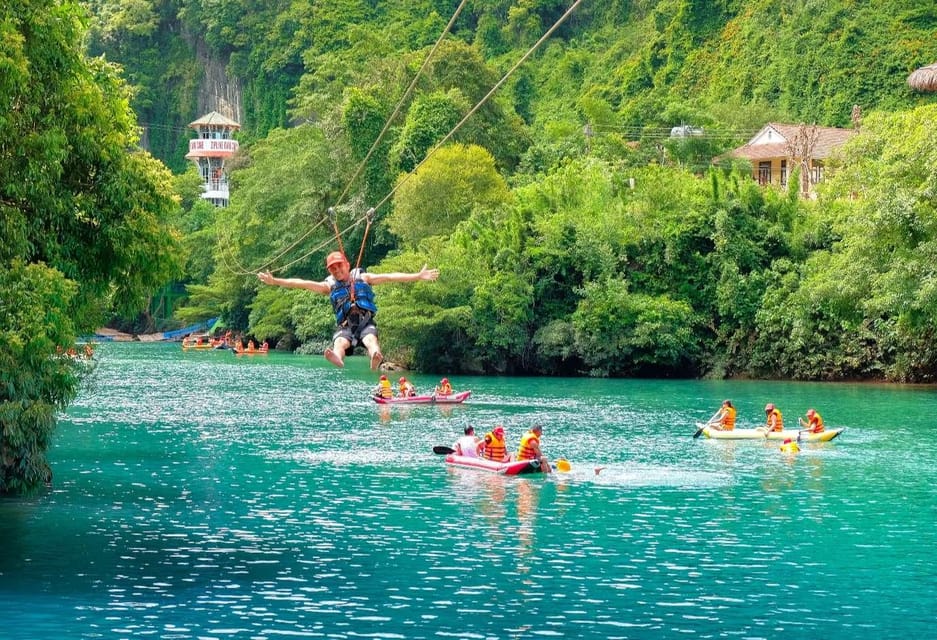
left=1, top=343, right=935, bottom=639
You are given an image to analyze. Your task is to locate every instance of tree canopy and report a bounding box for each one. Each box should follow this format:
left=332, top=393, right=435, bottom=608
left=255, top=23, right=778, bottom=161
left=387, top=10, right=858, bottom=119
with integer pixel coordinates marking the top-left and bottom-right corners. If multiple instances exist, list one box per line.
left=0, top=0, right=182, bottom=493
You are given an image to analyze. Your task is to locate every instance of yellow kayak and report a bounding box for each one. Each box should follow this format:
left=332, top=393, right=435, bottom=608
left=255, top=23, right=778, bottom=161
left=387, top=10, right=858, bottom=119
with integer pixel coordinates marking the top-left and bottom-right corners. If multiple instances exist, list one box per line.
left=697, top=425, right=844, bottom=442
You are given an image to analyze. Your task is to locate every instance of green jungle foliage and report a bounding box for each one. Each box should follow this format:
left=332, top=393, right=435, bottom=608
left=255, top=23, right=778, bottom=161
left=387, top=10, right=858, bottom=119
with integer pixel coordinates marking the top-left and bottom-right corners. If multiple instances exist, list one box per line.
left=1, top=1, right=183, bottom=493
left=4, top=0, right=936, bottom=492
left=78, top=0, right=937, bottom=381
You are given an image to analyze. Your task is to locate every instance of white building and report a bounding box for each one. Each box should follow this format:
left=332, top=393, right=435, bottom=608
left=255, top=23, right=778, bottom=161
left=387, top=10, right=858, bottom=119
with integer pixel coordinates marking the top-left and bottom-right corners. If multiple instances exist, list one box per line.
left=185, top=111, right=241, bottom=207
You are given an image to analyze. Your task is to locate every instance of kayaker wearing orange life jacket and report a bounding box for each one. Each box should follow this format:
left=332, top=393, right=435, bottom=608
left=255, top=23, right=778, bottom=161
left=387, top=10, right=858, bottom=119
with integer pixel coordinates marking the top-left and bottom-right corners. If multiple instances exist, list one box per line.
left=436, top=378, right=453, bottom=395
left=798, top=408, right=824, bottom=433
left=765, top=403, right=783, bottom=432
left=710, top=399, right=736, bottom=431
left=398, top=376, right=416, bottom=397
left=481, top=426, right=510, bottom=462
left=375, top=375, right=393, bottom=399
left=517, top=424, right=552, bottom=473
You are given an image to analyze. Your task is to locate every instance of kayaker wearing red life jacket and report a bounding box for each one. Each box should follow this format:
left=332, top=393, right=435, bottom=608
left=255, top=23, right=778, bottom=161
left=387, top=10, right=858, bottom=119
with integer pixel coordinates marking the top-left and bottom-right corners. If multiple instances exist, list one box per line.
left=765, top=403, right=783, bottom=432
left=257, top=252, right=439, bottom=370
left=799, top=408, right=824, bottom=433
left=481, top=426, right=510, bottom=462
left=517, top=425, right=553, bottom=473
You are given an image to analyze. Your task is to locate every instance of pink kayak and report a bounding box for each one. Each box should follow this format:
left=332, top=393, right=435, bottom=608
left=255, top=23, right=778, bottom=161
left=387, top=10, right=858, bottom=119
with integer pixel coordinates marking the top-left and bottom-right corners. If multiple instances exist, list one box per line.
left=444, top=453, right=543, bottom=475
left=372, top=390, right=471, bottom=405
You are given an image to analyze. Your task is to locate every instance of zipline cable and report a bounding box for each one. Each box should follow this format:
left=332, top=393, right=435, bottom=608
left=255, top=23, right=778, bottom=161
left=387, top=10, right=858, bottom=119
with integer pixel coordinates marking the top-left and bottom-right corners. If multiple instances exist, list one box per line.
left=333, top=0, right=469, bottom=211
left=369, top=0, right=588, bottom=214
left=250, top=0, right=469, bottom=277
left=276, top=0, right=589, bottom=274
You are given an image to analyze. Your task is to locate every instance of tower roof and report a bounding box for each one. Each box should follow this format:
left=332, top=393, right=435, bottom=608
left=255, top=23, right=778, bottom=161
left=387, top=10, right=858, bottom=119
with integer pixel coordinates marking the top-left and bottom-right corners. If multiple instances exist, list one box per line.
left=188, top=111, right=241, bottom=129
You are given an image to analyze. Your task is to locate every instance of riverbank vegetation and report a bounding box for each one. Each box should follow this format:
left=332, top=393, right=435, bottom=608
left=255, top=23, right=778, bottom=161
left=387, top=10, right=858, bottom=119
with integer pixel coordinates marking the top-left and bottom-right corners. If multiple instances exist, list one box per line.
left=137, top=1, right=935, bottom=381
left=2, top=1, right=937, bottom=493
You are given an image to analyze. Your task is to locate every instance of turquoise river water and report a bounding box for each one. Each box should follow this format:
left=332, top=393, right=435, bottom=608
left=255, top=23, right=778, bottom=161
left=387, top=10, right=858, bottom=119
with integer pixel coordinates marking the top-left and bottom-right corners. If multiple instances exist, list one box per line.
left=1, top=342, right=935, bottom=639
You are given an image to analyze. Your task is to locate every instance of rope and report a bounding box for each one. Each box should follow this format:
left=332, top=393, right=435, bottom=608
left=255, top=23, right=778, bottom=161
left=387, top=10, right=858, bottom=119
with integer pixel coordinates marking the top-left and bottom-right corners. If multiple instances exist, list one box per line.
left=251, top=1, right=469, bottom=277
left=235, top=0, right=586, bottom=277
left=332, top=0, right=469, bottom=209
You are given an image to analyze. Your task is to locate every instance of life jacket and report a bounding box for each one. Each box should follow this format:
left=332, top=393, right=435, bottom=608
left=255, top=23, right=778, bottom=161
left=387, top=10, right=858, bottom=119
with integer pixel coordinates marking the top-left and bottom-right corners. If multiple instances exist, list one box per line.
left=516, top=431, right=540, bottom=461
left=484, top=432, right=507, bottom=461
left=377, top=381, right=393, bottom=399
left=780, top=440, right=800, bottom=454
left=767, top=408, right=783, bottom=432
left=327, top=269, right=377, bottom=325
left=808, top=413, right=824, bottom=433
left=438, top=383, right=452, bottom=395
left=722, top=407, right=736, bottom=430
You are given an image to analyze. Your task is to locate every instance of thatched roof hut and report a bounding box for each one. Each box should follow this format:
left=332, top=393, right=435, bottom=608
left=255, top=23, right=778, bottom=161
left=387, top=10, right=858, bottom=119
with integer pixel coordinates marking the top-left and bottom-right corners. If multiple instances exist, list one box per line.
left=908, top=62, right=937, bottom=92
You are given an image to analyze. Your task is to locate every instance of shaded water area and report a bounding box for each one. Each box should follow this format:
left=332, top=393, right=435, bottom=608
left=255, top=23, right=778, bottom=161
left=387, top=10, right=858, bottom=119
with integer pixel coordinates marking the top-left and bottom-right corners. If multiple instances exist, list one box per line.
left=1, top=342, right=935, bottom=639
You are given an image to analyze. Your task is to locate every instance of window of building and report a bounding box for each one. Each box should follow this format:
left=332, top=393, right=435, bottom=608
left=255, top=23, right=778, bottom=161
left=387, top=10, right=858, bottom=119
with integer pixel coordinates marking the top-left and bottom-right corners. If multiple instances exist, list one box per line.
left=811, top=161, right=824, bottom=184
left=757, top=161, right=772, bottom=186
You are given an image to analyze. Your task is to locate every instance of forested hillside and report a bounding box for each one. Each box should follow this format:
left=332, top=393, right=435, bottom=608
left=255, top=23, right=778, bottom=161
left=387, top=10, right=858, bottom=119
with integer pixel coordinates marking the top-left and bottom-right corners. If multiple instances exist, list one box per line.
left=84, top=0, right=937, bottom=382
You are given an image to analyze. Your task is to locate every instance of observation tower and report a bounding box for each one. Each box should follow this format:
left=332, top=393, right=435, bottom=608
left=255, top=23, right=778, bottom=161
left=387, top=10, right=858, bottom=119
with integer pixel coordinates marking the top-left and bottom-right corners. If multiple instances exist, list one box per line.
left=185, top=111, right=240, bottom=207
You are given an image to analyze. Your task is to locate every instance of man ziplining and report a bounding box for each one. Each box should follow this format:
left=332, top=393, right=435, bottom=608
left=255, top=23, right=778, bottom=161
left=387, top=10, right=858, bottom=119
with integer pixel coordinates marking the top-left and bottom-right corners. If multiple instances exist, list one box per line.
left=257, top=251, right=439, bottom=370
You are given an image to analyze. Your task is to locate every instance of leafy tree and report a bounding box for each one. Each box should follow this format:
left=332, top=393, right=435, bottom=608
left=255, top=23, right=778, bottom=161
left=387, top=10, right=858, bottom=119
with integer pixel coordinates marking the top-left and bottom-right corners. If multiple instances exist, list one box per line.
left=1, top=0, right=182, bottom=493
left=764, top=104, right=937, bottom=381
left=388, top=143, right=510, bottom=246
left=389, top=89, right=469, bottom=174
left=572, top=278, right=699, bottom=377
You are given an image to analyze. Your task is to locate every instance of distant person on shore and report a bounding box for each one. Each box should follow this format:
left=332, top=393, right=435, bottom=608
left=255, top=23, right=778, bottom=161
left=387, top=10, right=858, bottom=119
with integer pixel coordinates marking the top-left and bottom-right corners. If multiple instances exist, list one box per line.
left=709, top=399, right=737, bottom=431
left=764, top=403, right=783, bottom=432
left=454, top=426, right=481, bottom=458
left=798, top=408, right=824, bottom=433
left=257, top=252, right=439, bottom=370
left=516, top=424, right=552, bottom=473
left=480, top=425, right=510, bottom=462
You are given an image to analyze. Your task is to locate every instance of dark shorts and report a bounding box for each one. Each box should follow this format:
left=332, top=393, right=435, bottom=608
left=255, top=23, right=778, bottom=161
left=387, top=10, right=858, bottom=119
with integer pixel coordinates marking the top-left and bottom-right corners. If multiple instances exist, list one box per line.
left=333, top=316, right=378, bottom=347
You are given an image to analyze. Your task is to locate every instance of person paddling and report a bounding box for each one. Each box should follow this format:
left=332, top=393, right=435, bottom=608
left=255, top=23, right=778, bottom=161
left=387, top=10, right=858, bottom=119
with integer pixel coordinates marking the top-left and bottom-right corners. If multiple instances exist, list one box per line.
left=454, top=426, right=481, bottom=458
left=764, top=403, right=783, bottom=432
left=798, top=408, right=824, bottom=433
left=709, top=399, right=736, bottom=431
left=258, top=252, right=439, bottom=370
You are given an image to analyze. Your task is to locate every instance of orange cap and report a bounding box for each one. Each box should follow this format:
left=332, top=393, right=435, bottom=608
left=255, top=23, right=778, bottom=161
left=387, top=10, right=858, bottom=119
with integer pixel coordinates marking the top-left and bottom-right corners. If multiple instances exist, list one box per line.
left=325, top=251, right=348, bottom=269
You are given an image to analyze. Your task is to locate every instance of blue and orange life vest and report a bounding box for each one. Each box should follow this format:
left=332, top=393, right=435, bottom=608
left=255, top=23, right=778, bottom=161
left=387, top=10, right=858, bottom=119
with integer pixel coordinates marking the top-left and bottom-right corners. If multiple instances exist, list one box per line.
left=328, top=268, right=377, bottom=325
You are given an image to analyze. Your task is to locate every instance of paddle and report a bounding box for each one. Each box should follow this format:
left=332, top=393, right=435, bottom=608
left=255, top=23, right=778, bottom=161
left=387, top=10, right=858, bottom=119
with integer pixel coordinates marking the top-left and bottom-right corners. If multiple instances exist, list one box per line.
left=693, top=408, right=722, bottom=439
left=433, top=445, right=455, bottom=455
